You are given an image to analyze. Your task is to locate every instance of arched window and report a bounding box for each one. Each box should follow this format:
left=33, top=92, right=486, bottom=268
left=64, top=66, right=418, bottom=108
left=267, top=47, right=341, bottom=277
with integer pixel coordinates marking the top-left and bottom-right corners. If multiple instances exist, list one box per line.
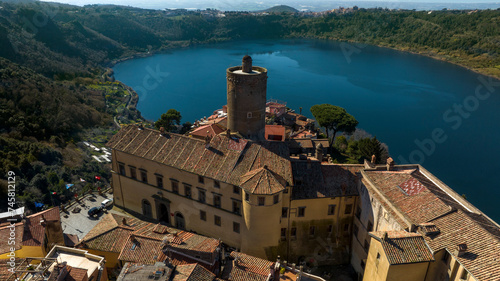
left=142, top=200, right=152, bottom=217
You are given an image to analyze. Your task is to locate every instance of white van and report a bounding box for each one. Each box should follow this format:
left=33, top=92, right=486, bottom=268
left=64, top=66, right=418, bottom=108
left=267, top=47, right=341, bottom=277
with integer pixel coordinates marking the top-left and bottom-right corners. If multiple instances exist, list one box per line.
left=101, top=198, right=113, bottom=208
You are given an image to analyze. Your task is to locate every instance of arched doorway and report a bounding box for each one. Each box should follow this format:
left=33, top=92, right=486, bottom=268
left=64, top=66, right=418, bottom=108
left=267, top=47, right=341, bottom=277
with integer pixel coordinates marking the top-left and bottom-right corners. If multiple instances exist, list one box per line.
left=175, top=212, right=185, bottom=230
left=158, top=203, right=170, bottom=224
left=142, top=200, right=152, bottom=217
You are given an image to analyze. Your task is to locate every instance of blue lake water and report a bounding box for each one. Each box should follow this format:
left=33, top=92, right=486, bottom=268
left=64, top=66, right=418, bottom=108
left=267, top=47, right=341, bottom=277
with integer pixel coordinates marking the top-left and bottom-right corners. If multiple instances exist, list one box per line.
left=113, top=39, right=500, bottom=223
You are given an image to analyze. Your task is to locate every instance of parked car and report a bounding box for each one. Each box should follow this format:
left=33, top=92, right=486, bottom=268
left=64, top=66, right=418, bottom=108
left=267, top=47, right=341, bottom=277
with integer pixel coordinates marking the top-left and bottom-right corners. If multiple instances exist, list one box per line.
left=88, top=206, right=103, bottom=217
left=101, top=198, right=113, bottom=208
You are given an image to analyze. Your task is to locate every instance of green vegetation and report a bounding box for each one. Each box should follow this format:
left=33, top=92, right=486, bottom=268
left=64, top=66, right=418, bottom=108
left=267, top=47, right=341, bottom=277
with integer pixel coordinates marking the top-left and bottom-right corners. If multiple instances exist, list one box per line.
left=332, top=132, right=389, bottom=164
left=310, top=104, right=358, bottom=148
left=155, top=109, right=182, bottom=132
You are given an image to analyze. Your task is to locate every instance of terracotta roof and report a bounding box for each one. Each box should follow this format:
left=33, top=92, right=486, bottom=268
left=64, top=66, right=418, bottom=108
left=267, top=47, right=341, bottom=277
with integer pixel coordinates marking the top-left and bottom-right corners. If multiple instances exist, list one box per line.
left=0, top=258, right=22, bottom=280
left=174, top=263, right=216, bottom=281
left=265, top=125, right=285, bottom=141
left=363, top=166, right=500, bottom=280
left=118, top=235, right=165, bottom=265
left=422, top=210, right=500, bottom=281
left=240, top=166, right=287, bottom=195
left=362, top=168, right=458, bottom=224
left=221, top=252, right=274, bottom=281
left=370, top=231, right=434, bottom=265
left=0, top=207, right=60, bottom=255
left=190, top=124, right=226, bottom=139
left=80, top=214, right=219, bottom=266
left=23, top=207, right=61, bottom=247
left=64, top=233, right=80, bottom=247
left=107, top=125, right=293, bottom=187
left=66, top=266, right=89, bottom=281
left=291, top=162, right=360, bottom=199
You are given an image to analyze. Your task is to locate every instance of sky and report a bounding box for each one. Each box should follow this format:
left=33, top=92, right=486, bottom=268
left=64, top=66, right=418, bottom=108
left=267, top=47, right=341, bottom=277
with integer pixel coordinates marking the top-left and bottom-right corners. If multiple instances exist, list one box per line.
left=39, top=0, right=500, bottom=11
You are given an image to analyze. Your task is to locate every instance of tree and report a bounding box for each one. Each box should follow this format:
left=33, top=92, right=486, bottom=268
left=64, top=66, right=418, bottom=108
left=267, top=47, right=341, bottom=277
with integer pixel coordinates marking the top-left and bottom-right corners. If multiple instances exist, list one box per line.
left=310, top=104, right=358, bottom=148
left=154, top=109, right=182, bottom=132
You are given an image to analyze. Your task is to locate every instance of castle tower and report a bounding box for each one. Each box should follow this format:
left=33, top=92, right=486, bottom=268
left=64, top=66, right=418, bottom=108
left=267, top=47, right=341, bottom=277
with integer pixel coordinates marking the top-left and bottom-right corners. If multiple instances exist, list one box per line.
left=226, top=55, right=267, bottom=140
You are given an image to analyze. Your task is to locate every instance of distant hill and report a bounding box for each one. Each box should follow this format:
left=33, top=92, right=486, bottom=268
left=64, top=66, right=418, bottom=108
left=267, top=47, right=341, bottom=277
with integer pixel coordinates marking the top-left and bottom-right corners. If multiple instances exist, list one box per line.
left=261, top=5, right=299, bottom=13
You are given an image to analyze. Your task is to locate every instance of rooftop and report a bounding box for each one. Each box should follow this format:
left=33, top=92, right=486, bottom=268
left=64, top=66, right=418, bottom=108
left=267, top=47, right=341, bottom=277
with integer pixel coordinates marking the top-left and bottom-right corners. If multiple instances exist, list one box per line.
left=221, top=252, right=274, bottom=281
left=370, top=231, right=434, bottom=265
left=107, top=125, right=293, bottom=187
left=118, top=262, right=216, bottom=281
left=363, top=165, right=500, bottom=280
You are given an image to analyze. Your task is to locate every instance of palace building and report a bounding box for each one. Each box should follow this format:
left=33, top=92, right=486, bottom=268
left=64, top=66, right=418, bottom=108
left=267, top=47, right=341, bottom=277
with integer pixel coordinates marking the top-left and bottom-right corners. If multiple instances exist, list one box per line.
left=107, top=56, right=500, bottom=281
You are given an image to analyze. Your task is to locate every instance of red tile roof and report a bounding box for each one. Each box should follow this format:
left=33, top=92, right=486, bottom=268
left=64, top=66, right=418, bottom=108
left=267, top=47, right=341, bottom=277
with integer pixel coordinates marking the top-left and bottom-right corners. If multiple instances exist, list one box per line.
left=370, top=231, right=434, bottom=265
left=265, top=125, right=285, bottom=141
left=80, top=214, right=220, bottom=266
left=0, top=258, right=22, bottom=280
left=0, top=207, right=60, bottom=255
left=291, top=162, right=360, bottom=199
left=221, top=252, right=274, bottom=281
left=107, top=125, right=293, bottom=187
left=66, top=266, right=89, bottom=281
left=174, top=263, right=216, bottom=281
left=240, top=166, right=286, bottom=195
left=190, top=124, right=226, bottom=139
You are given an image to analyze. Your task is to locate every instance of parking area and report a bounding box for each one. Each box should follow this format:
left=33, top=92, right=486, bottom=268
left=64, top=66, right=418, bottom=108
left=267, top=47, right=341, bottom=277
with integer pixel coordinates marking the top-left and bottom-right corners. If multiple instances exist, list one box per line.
left=60, top=191, right=114, bottom=240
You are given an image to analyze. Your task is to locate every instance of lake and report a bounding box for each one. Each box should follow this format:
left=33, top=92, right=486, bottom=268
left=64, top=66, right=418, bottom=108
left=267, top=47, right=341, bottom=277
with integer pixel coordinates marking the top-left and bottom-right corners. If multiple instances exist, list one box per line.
left=113, top=39, right=500, bottom=223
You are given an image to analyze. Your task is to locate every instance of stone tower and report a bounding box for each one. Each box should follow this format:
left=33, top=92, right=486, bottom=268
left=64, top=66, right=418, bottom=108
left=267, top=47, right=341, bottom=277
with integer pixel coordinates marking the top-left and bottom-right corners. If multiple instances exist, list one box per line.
left=226, top=55, right=267, bottom=140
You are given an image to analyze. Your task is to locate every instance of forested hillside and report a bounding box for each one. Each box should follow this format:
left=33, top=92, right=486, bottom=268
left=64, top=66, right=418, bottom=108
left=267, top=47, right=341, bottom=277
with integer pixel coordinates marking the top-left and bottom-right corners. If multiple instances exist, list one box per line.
left=0, top=1, right=498, bottom=213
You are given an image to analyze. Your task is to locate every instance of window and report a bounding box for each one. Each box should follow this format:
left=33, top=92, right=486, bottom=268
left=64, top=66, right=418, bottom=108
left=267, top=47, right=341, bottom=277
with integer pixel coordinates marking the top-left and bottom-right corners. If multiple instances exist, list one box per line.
left=200, top=210, right=206, bottom=221
left=442, top=251, right=450, bottom=263
left=214, top=215, right=221, bottom=226
left=327, top=224, right=333, bottom=234
left=298, top=207, right=306, bottom=217
left=460, top=269, right=469, bottom=280
left=376, top=252, right=381, bottom=260
left=245, top=192, right=250, bottom=202
left=367, top=221, right=373, bottom=232
left=258, top=197, right=265, bottom=206
left=281, top=228, right=287, bottom=240
left=214, top=180, right=220, bottom=188
left=198, top=189, right=206, bottom=203
left=355, top=206, right=361, bottom=219
left=282, top=207, right=288, bottom=218
left=171, top=181, right=179, bottom=194
left=130, top=167, right=137, bottom=179
left=328, top=204, right=336, bottom=215
left=198, top=175, right=204, bottom=184
left=364, top=240, right=370, bottom=252
left=232, top=200, right=241, bottom=215
left=184, top=185, right=192, bottom=198
left=142, top=200, right=152, bottom=217
left=233, top=185, right=239, bottom=194
left=156, top=176, right=163, bottom=188
left=309, top=226, right=315, bottom=236
left=233, top=222, right=240, bottom=233
left=213, top=194, right=221, bottom=208
left=291, top=227, right=297, bottom=239
left=353, top=224, right=359, bottom=237
left=343, top=223, right=350, bottom=233
left=140, top=170, right=147, bottom=183
left=119, top=163, right=126, bottom=176
left=273, top=194, right=279, bottom=204
left=345, top=204, right=353, bottom=214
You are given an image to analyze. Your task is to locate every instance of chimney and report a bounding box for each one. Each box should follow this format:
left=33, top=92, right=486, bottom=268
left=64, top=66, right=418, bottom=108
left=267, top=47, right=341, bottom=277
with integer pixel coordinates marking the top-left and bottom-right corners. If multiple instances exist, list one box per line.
left=382, top=232, right=388, bottom=241
left=227, top=129, right=231, bottom=138
left=316, top=143, right=323, bottom=162
left=122, top=218, right=127, bottom=225
left=242, top=55, right=252, bottom=73
left=160, top=127, right=166, bottom=135
left=386, top=157, right=395, bottom=171
left=454, top=243, right=468, bottom=257
left=223, top=105, right=227, bottom=113
left=371, top=154, right=376, bottom=164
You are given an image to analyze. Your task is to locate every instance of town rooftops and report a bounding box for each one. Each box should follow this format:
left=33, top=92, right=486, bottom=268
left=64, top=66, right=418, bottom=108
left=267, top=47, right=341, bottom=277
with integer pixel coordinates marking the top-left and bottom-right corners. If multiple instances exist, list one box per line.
left=107, top=125, right=293, bottom=187
left=221, top=252, right=274, bottom=281
left=240, top=166, right=287, bottom=195
left=118, top=262, right=216, bottom=281
left=291, top=162, right=360, bottom=199
left=190, top=123, right=226, bottom=139
left=363, top=165, right=500, bottom=280
left=370, top=231, right=434, bottom=265
left=79, top=213, right=220, bottom=266
left=0, top=207, right=61, bottom=255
